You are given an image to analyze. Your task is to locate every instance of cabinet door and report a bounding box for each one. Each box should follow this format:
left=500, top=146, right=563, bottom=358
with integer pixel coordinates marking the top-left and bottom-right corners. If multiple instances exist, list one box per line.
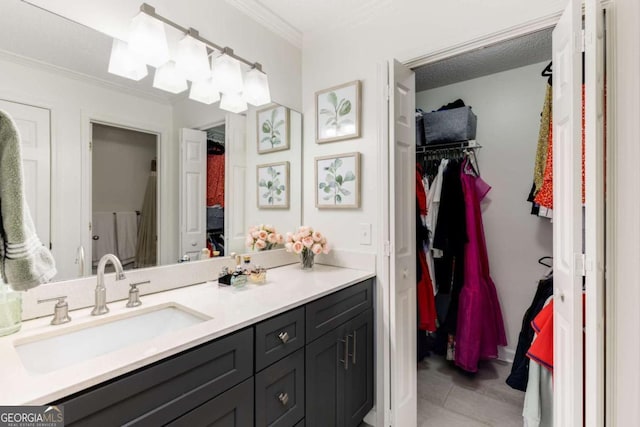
left=305, top=324, right=347, bottom=427
left=166, top=377, right=254, bottom=427
left=255, top=348, right=304, bottom=427
left=343, top=309, right=374, bottom=427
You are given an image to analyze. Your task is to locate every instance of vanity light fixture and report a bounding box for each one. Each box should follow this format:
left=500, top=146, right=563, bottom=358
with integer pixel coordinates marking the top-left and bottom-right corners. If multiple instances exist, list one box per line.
left=153, top=61, right=188, bottom=94
left=211, top=50, right=244, bottom=95
left=106, top=3, right=271, bottom=112
left=189, top=77, right=221, bottom=105
left=220, top=92, right=248, bottom=114
left=108, top=39, right=148, bottom=81
left=175, top=30, right=211, bottom=82
left=128, top=9, right=170, bottom=67
left=243, top=64, right=271, bottom=106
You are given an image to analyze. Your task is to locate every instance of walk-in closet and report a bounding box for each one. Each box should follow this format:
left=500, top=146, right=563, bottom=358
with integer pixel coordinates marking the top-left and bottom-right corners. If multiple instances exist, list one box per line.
left=412, top=28, right=561, bottom=426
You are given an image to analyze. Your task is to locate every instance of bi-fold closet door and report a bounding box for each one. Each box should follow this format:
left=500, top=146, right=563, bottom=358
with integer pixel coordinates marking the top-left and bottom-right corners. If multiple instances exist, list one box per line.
left=386, top=0, right=606, bottom=425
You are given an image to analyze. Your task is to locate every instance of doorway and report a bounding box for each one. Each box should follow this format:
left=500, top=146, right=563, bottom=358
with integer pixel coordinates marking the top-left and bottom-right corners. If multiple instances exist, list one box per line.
left=91, top=123, right=158, bottom=273
left=384, top=2, right=607, bottom=426
left=205, top=124, right=226, bottom=257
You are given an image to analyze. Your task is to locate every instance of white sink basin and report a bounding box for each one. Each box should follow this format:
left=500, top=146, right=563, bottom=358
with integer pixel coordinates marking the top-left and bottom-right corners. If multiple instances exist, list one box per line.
left=15, top=304, right=210, bottom=374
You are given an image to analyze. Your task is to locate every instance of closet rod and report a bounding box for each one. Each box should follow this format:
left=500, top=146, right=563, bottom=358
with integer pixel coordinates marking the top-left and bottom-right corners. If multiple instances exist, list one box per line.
left=416, top=140, right=482, bottom=156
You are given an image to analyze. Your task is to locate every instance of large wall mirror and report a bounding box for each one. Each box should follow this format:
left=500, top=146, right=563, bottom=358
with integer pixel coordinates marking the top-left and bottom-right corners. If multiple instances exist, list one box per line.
left=0, top=0, right=302, bottom=282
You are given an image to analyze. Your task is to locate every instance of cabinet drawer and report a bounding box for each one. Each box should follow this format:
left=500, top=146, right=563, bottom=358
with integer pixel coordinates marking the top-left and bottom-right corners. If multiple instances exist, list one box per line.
left=255, top=307, right=305, bottom=372
left=57, top=328, right=254, bottom=426
left=167, top=377, right=254, bottom=427
left=306, top=279, right=373, bottom=343
left=255, top=348, right=305, bottom=427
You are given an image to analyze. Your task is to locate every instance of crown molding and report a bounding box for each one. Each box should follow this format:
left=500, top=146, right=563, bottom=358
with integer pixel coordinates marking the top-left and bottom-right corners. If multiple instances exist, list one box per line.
left=224, top=0, right=303, bottom=48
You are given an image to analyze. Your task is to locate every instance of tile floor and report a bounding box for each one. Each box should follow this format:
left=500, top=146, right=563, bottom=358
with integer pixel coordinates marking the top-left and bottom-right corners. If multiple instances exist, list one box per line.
left=417, top=355, right=525, bottom=427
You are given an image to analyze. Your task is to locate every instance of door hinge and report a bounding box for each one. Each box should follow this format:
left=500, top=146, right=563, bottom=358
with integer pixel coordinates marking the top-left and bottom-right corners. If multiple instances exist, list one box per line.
left=384, top=241, right=393, bottom=257
left=385, top=84, right=390, bottom=101
left=89, top=221, right=92, bottom=232
left=89, top=141, right=92, bottom=151
left=580, top=29, right=586, bottom=53
left=49, top=242, right=52, bottom=250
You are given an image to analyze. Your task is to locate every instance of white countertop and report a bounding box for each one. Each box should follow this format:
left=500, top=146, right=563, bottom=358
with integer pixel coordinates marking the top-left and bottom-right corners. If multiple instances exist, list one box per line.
left=0, top=264, right=374, bottom=405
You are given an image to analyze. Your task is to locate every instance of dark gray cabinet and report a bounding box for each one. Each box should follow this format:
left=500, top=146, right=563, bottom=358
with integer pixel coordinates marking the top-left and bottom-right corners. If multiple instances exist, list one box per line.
left=305, top=281, right=374, bottom=427
left=54, top=278, right=373, bottom=427
left=255, top=349, right=305, bottom=427
left=167, top=378, right=254, bottom=427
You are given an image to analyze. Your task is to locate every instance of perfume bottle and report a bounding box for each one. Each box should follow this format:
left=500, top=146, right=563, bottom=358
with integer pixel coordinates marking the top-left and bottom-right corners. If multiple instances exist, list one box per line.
left=230, top=255, right=247, bottom=288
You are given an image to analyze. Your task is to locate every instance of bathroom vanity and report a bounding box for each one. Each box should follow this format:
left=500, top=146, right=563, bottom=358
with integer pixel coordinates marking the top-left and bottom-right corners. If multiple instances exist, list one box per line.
left=0, top=264, right=375, bottom=427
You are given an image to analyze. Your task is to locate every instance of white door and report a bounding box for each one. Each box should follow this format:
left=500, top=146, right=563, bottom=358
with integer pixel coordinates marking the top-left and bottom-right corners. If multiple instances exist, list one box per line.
left=179, top=128, right=207, bottom=261
left=584, top=0, right=606, bottom=424
left=552, top=0, right=584, bottom=425
left=224, top=113, right=247, bottom=254
left=389, top=59, right=417, bottom=427
left=0, top=100, right=51, bottom=248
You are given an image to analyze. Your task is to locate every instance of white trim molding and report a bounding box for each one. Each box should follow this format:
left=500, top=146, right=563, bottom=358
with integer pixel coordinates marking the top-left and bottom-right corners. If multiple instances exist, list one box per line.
left=223, top=0, right=303, bottom=48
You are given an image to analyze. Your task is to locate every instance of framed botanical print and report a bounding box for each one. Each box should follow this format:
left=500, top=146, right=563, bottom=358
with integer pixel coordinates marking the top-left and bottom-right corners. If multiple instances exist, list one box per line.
left=315, top=80, right=361, bottom=143
left=257, top=161, right=290, bottom=209
left=257, top=105, right=290, bottom=154
left=315, top=152, right=361, bottom=208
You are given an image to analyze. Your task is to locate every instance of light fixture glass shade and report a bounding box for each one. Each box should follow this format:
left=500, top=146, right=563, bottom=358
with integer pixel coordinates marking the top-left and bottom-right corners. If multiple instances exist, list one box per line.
left=153, top=61, right=188, bottom=94
left=211, top=53, right=244, bottom=94
left=128, top=11, right=170, bottom=67
left=189, top=78, right=221, bottom=105
left=108, top=39, right=148, bottom=81
left=243, top=68, right=271, bottom=106
left=219, top=92, right=248, bottom=114
left=176, top=35, right=211, bottom=82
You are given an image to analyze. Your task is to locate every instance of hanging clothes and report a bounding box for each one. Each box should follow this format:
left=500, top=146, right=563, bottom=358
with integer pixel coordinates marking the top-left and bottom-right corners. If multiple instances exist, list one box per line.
left=416, top=170, right=437, bottom=333
left=506, top=274, right=554, bottom=391
left=533, top=84, right=552, bottom=195
left=454, top=159, right=507, bottom=373
left=207, top=153, right=225, bottom=207
left=135, top=164, right=157, bottom=268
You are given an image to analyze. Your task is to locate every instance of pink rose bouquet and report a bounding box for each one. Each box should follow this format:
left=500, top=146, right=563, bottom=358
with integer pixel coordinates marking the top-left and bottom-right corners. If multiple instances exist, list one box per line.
left=285, top=226, right=330, bottom=262
left=246, top=224, right=284, bottom=251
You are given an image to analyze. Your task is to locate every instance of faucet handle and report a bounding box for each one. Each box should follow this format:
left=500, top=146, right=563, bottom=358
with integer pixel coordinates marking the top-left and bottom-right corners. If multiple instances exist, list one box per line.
left=126, top=281, right=150, bottom=308
left=38, top=296, right=71, bottom=325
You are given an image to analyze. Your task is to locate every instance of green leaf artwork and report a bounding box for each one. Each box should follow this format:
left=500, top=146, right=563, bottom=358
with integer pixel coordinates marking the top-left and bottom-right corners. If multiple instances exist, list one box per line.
left=319, top=157, right=356, bottom=204
left=260, top=108, right=286, bottom=149
left=259, top=166, right=286, bottom=205
left=320, top=91, right=353, bottom=135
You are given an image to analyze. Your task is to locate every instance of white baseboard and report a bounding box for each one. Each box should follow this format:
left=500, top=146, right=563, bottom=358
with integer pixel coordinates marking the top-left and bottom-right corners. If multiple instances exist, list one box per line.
left=498, top=347, right=516, bottom=364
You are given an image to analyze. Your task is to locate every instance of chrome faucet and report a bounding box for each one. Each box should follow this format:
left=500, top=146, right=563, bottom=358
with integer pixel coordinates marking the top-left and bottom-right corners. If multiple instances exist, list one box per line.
left=91, top=254, right=126, bottom=316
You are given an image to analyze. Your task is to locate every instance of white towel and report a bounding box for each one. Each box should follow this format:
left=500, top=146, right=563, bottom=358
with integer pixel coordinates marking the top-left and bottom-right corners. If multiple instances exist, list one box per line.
left=92, top=212, right=116, bottom=266
left=115, top=212, right=138, bottom=266
left=0, top=110, right=57, bottom=290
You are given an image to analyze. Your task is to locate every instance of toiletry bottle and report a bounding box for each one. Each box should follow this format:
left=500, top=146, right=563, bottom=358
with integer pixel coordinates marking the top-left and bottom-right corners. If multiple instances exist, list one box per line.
left=231, top=255, right=247, bottom=287
left=243, top=255, right=253, bottom=274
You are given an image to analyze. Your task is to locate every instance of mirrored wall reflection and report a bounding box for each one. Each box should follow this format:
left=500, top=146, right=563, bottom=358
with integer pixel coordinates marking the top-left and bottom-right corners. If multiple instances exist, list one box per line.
left=0, top=0, right=302, bottom=282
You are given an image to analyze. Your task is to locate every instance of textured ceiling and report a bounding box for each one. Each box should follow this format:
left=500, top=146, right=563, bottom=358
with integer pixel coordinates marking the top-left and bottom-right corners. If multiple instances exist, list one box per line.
left=414, top=28, right=553, bottom=92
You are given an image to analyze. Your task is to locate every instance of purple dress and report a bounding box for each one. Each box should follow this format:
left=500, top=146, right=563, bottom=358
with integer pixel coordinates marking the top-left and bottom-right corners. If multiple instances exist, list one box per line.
left=455, top=160, right=507, bottom=372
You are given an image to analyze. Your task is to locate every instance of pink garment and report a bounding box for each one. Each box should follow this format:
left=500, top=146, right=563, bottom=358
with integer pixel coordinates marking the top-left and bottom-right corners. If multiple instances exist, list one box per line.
left=455, top=160, right=507, bottom=372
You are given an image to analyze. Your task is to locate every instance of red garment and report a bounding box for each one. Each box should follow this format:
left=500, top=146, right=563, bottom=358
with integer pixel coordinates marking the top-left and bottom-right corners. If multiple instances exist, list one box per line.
left=416, top=170, right=427, bottom=216
left=417, top=248, right=437, bottom=332
left=207, top=154, right=225, bottom=206
left=527, top=300, right=554, bottom=372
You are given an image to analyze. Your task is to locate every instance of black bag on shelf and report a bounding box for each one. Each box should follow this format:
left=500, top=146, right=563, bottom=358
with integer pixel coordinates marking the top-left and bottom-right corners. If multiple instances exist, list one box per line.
left=422, top=105, right=477, bottom=144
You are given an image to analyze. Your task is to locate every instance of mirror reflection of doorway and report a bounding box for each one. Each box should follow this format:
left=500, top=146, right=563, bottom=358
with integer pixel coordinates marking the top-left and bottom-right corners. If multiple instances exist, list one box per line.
left=205, top=124, right=225, bottom=257
left=91, top=123, right=158, bottom=273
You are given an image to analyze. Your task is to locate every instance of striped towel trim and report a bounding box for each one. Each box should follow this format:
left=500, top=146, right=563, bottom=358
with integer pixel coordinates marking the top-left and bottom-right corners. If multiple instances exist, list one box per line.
left=4, top=235, right=44, bottom=259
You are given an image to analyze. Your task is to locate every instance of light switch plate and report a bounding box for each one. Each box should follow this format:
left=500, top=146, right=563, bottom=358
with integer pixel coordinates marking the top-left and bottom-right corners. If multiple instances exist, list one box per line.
left=359, top=223, right=372, bottom=245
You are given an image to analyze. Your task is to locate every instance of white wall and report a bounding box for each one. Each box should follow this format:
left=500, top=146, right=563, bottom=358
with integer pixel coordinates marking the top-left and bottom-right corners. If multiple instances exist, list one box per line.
left=92, top=124, right=157, bottom=212
left=0, top=53, right=173, bottom=281
left=416, top=62, right=553, bottom=358
left=301, top=0, right=566, bottom=252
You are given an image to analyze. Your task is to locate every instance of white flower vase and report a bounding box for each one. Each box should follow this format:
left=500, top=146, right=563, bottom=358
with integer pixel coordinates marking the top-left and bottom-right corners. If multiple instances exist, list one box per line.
left=300, top=250, right=315, bottom=270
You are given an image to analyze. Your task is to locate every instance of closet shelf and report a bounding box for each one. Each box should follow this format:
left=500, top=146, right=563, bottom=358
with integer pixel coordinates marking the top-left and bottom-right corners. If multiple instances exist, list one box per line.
left=416, top=140, right=481, bottom=155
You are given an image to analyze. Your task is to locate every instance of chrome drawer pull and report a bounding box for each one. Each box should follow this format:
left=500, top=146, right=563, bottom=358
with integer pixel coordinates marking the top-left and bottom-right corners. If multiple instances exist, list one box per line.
left=278, top=331, right=290, bottom=343
left=277, top=392, right=289, bottom=406
left=339, top=334, right=352, bottom=371
left=351, top=330, right=357, bottom=365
